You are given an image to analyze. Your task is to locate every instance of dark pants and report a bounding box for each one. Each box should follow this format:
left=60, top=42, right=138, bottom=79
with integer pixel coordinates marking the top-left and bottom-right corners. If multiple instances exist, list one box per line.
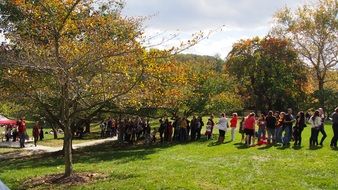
left=196, top=127, right=201, bottom=140
left=330, top=123, right=338, bottom=147
left=179, top=128, right=187, bottom=142
left=190, top=127, right=196, bottom=141
left=293, top=127, right=303, bottom=146
left=318, top=126, right=327, bottom=145
left=159, top=129, right=164, bottom=143
left=34, top=137, right=38, bottom=147
left=19, top=133, right=25, bottom=148
left=310, top=128, right=319, bottom=147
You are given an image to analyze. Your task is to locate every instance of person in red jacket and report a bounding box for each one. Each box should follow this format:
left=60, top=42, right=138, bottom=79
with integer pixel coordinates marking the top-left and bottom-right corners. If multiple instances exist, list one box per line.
left=244, top=113, right=256, bottom=147
left=230, top=113, right=238, bottom=141
left=18, top=117, right=27, bottom=148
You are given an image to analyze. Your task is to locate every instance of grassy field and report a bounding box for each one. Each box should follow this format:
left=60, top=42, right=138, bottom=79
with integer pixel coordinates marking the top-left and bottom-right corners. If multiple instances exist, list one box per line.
left=0, top=122, right=337, bottom=190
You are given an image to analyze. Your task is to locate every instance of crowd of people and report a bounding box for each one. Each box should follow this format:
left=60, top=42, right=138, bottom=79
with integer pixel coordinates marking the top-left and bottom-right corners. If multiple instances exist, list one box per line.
left=238, top=107, right=338, bottom=148
left=99, top=107, right=338, bottom=149
left=3, top=118, right=44, bottom=147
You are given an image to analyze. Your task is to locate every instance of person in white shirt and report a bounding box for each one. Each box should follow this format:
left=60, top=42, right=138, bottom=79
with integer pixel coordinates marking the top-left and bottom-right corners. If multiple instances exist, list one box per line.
left=309, top=110, right=321, bottom=147
left=217, top=113, right=228, bottom=143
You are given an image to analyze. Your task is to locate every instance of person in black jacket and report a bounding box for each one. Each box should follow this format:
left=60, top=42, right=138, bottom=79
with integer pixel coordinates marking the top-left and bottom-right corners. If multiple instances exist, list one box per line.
left=293, top=111, right=306, bottom=146
left=265, top=111, right=276, bottom=144
left=330, top=107, right=338, bottom=148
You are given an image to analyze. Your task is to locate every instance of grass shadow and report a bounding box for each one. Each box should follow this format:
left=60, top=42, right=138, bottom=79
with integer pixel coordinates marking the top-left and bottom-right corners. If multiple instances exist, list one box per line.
left=292, top=145, right=303, bottom=150
left=308, top=146, right=323, bottom=150
left=257, top=144, right=273, bottom=150
left=235, top=144, right=249, bottom=149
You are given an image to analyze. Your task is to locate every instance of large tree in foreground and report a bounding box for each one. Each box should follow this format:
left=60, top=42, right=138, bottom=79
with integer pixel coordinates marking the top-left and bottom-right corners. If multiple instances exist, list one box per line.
left=273, top=0, right=338, bottom=109
left=0, top=0, right=201, bottom=177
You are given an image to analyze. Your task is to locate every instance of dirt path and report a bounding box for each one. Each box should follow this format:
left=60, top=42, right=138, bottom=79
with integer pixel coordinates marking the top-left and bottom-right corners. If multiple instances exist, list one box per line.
left=0, top=137, right=117, bottom=160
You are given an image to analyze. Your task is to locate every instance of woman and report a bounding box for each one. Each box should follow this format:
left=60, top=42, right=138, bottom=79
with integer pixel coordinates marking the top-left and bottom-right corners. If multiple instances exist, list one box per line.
left=230, top=113, right=238, bottom=141
left=257, top=114, right=266, bottom=144
left=309, top=110, right=321, bottom=147
left=275, top=112, right=285, bottom=145
left=244, top=112, right=256, bottom=146
left=330, top=107, right=338, bottom=148
left=318, top=108, right=327, bottom=146
left=217, top=113, right=228, bottom=143
left=32, top=121, right=40, bottom=147
left=239, top=117, right=246, bottom=143
left=293, top=111, right=306, bottom=146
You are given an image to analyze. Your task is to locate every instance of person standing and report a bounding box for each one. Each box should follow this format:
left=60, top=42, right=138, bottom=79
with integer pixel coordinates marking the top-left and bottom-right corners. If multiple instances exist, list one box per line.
left=39, top=125, right=44, bottom=141
left=275, top=112, right=284, bottom=145
left=18, top=117, right=26, bottom=148
left=217, top=113, right=228, bottom=143
left=244, top=113, right=256, bottom=146
left=32, top=121, right=40, bottom=147
left=330, top=107, right=338, bottom=148
left=293, top=111, right=306, bottom=147
left=257, top=113, right=266, bottom=144
left=205, top=119, right=213, bottom=140
left=318, top=108, right=327, bottom=146
left=100, top=120, right=106, bottom=138
left=159, top=119, right=165, bottom=143
left=239, top=117, right=246, bottom=143
left=190, top=116, right=197, bottom=141
left=230, top=113, right=238, bottom=141
left=266, top=111, right=277, bottom=144
left=282, top=108, right=295, bottom=147
left=107, top=117, right=113, bottom=138
left=179, top=117, right=188, bottom=143
left=309, top=110, right=321, bottom=148
left=196, top=116, right=203, bottom=140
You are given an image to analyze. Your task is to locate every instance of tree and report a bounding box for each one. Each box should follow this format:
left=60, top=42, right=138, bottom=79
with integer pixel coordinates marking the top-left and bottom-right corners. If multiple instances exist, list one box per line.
left=273, top=0, right=338, bottom=110
left=0, top=0, right=207, bottom=177
left=226, top=36, right=310, bottom=111
left=169, top=54, right=243, bottom=116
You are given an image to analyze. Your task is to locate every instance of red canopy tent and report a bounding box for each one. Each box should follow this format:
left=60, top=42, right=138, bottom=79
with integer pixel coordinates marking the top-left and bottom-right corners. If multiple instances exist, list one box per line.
left=0, top=115, right=17, bottom=125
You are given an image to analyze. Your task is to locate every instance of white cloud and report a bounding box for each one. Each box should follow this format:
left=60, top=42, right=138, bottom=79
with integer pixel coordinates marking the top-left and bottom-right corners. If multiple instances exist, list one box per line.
left=122, top=0, right=311, bottom=57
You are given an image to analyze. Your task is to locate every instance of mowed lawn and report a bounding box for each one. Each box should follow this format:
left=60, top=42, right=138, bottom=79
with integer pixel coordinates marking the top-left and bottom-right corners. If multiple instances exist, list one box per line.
left=0, top=124, right=337, bottom=190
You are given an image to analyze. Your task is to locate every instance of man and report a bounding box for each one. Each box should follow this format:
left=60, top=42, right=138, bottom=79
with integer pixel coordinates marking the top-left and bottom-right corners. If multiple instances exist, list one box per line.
left=330, top=107, right=338, bottom=148
left=18, top=117, right=26, bottom=148
left=266, top=111, right=277, bottom=144
left=282, top=108, right=295, bottom=147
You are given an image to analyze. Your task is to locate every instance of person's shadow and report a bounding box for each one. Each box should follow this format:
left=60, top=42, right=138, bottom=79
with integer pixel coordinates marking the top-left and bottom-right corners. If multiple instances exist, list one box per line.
left=208, top=140, right=232, bottom=147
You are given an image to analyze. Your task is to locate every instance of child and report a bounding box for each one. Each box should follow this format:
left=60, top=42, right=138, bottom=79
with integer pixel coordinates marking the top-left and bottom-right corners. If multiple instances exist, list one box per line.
left=230, top=113, right=238, bottom=141
left=205, top=119, right=213, bottom=140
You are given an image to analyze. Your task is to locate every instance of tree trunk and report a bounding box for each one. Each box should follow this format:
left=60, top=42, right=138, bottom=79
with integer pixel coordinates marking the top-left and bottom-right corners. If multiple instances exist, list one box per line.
left=318, top=79, right=325, bottom=110
left=52, top=126, right=58, bottom=139
left=62, top=81, right=73, bottom=177
left=64, top=125, right=73, bottom=177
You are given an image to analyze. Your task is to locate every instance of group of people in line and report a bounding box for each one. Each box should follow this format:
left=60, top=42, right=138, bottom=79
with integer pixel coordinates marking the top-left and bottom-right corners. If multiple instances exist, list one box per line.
left=100, top=107, right=338, bottom=149
left=3, top=118, right=44, bottom=147
left=232, top=107, right=338, bottom=148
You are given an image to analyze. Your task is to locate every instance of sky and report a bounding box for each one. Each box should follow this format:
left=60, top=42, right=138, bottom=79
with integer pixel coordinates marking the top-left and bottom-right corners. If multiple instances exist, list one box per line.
left=0, top=0, right=312, bottom=59
left=121, top=0, right=312, bottom=58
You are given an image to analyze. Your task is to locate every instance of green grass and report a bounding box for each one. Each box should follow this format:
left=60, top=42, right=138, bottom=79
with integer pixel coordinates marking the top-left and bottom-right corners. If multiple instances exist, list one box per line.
left=0, top=123, right=337, bottom=190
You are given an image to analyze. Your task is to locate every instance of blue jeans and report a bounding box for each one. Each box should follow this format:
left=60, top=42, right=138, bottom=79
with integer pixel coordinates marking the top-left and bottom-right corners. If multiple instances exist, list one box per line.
left=282, top=126, right=291, bottom=145
left=19, top=133, right=25, bottom=148
left=257, top=127, right=266, bottom=140
left=275, top=127, right=282, bottom=143
left=267, top=128, right=275, bottom=143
